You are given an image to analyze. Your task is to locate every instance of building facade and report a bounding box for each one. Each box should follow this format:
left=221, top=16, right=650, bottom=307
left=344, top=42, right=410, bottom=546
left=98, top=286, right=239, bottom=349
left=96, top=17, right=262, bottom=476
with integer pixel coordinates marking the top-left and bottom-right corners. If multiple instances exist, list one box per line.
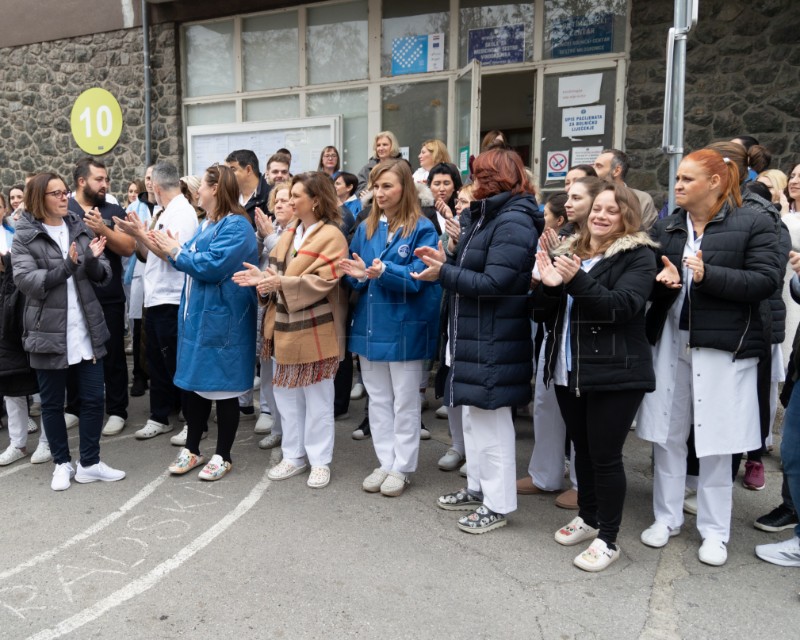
left=0, top=0, right=797, bottom=206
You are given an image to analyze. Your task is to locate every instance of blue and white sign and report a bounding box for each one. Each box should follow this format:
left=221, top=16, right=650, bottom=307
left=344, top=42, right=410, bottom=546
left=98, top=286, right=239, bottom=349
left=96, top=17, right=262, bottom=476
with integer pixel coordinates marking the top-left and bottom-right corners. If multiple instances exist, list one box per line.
left=551, top=13, right=614, bottom=59
left=468, top=24, right=525, bottom=66
left=562, top=105, right=606, bottom=138
left=391, top=33, right=445, bottom=76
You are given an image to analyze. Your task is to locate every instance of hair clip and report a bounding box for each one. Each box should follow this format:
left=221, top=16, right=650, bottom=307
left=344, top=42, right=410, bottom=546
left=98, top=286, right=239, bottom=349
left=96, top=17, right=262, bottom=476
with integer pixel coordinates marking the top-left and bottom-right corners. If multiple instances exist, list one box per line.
left=723, top=157, right=731, bottom=164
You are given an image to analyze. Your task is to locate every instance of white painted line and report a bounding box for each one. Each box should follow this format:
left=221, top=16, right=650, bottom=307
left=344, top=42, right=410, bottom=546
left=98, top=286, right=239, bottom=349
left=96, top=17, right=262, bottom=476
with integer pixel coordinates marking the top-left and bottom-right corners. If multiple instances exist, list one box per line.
left=0, top=471, right=170, bottom=582
left=26, top=459, right=275, bottom=640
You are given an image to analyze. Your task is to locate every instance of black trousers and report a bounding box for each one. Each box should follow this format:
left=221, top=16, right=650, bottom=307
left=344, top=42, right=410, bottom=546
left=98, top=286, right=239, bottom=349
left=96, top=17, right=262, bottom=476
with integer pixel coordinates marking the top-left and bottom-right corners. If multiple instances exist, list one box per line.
left=145, top=304, right=182, bottom=424
left=66, top=301, right=128, bottom=419
left=131, top=318, right=148, bottom=382
left=183, top=391, right=239, bottom=463
left=555, top=386, right=645, bottom=545
left=333, top=352, right=353, bottom=415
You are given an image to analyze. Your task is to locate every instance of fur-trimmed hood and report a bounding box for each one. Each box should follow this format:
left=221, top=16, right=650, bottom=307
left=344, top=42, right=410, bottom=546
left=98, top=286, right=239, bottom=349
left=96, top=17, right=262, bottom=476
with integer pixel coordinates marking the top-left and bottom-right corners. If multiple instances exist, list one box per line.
left=551, top=230, right=659, bottom=260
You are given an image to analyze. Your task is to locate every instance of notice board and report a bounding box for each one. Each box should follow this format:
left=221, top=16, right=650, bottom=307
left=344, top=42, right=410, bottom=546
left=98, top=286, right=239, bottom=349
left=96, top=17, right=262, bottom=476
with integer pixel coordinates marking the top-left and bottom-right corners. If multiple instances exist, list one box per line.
left=186, top=116, right=342, bottom=177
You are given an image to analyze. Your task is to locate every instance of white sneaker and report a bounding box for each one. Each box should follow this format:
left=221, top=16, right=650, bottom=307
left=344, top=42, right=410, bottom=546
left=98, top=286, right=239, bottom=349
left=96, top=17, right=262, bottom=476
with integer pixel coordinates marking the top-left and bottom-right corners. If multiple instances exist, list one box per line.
left=438, top=448, right=465, bottom=471
left=683, top=488, right=698, bottom=515
left=435, top=405, right=448, bottom=419
left=258, top=433, right=282, bottom=449
left=169, top=425, right=207, bottom=446
left=52, top=462, right=75, bottom=491
left=698, top=538, right=727, bottom=566
left=75, top=460, right=126, bottom=483
left=27, top=417, right=39, bottom=433
left=459, top=462, right=467, bottom=477
left=0, top=445, right=28, bottom=466
left=102, top=415, right=126, bottom=436
left=31, top=440, right=52, bottom=464
left=255, top=413, right=274, bottom=434
left=350, top=383, right=366, bottom=400
left=135, top=419, right=172, bottom=439
left=641, top=522, right=681, bottom=548
left=755, top=536, right=800, bottom=567
left=420, top=425, right=431, bottom=440
left=64, top=413, right=79, bottom=429
left=380, top=470, right=409, bottom=497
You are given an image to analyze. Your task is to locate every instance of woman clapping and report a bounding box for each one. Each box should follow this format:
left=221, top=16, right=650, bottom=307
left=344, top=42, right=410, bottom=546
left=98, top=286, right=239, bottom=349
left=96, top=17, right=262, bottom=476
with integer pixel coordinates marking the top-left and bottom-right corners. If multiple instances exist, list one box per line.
left=537, top=183, right=657, bottom=571
left=340, top=160, right=441, bottom=497
left=151, top=164, right=258, bottom=481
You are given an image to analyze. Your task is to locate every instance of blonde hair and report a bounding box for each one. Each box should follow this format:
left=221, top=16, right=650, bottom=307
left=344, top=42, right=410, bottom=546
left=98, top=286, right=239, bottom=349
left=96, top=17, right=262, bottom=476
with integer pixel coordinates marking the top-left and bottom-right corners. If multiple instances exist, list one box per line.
left=267, top=180, right=292, bottom=213
left=421, top=139, right=451, bottom=165
left=757, top=169, right=788, bottom=196
left=373, top=131, right=400, bottom=157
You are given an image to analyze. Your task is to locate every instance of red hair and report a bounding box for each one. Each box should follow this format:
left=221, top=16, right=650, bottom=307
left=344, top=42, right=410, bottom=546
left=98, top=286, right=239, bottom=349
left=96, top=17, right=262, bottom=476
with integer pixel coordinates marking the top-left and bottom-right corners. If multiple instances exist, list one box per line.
left=683, top=149, right=742, bottom=219
left=472, top=149, right=535, bottom=200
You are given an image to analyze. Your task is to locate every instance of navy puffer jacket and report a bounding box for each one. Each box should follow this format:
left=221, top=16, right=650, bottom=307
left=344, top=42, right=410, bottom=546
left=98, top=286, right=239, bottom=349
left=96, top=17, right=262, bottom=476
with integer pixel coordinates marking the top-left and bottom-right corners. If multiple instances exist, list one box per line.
left=646, top=203, right=783, bottom=359
left=439, top=191, right=542, bottom=410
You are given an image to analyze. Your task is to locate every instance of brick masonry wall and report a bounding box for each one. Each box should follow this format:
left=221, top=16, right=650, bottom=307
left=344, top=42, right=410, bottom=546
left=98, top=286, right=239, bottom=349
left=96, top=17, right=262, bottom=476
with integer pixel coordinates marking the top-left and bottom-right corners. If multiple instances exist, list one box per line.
left=0, top=23, right=181, bottom=197
left=628, top=0, right=800, bottom=207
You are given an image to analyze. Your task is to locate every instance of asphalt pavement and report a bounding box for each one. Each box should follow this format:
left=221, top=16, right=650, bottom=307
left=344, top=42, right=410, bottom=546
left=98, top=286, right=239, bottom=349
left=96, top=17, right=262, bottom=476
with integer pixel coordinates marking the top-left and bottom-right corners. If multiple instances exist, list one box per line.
left=1, top=372, right=797, bottom=640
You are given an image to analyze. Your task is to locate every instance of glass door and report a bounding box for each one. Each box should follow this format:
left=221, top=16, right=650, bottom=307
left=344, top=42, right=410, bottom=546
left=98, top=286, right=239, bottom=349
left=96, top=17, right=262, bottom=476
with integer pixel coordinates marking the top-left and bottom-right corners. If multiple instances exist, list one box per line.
left=454, top=59, right=481, bottom=179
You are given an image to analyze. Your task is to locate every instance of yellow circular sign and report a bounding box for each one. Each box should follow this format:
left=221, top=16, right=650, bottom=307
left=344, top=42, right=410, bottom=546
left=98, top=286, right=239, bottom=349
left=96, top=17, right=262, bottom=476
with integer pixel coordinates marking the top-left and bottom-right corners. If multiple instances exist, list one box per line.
left=70, top=88, right=123, bottom=155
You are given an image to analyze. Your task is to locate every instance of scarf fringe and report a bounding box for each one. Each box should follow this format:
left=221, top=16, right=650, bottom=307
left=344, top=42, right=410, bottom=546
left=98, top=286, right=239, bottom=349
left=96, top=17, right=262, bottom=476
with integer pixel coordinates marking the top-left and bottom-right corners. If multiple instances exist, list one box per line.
left=273, top=355, right=339, bottom=388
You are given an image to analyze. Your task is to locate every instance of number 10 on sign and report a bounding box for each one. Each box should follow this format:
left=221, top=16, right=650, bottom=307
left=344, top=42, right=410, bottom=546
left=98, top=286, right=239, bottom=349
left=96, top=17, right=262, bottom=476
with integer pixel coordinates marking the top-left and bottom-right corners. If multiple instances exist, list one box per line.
left=70, top=88, right=123, bottom=155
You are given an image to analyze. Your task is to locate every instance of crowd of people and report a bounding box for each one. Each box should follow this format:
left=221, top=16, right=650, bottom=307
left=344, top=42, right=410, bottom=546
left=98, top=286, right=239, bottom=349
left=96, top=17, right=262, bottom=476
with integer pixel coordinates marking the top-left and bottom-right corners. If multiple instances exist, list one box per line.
left=1, top=129, right=800, bottom=576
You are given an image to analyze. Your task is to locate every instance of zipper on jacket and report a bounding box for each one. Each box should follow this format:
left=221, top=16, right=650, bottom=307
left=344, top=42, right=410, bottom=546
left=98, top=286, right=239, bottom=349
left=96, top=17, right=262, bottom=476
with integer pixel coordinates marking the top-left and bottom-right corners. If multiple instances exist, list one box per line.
left=448, top=202, right=486, bottom=406
left=732, top=306, right=751, bottom=361
left=545, top=300, right=562, bottom=389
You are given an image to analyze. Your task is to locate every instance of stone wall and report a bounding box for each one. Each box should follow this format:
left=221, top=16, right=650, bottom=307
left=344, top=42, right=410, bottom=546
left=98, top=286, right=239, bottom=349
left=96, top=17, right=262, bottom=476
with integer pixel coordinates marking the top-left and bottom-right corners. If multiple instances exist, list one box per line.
left=627, top=0, right=800, bottom=206
left=0, top=22, right=181, bottom=198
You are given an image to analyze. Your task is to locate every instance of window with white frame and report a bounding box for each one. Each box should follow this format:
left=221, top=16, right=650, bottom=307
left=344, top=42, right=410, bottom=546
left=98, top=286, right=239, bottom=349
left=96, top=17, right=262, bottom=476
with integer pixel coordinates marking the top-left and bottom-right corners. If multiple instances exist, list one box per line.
left=180, top=0, right=629, bottom=178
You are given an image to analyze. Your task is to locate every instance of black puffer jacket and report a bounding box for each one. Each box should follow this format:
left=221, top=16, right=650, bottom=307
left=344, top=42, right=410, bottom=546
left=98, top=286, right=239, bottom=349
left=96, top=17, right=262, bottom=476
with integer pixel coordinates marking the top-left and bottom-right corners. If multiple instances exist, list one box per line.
left=538, top=232, right=657, bottom=394
left=646, top=203, right=783, bottom=359
left=741, top=188, right=790, bottom=345
left=0, top=253, right=33, bottom=377
left=11, top=211, right=112, bottom=370
left=439, top=191, right=542, bottom=410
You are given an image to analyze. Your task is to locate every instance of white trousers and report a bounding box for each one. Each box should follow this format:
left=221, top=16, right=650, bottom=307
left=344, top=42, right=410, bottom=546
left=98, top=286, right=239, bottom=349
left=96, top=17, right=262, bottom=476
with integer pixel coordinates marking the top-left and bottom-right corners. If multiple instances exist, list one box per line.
left=360, top=357, right=422, bottom=474
left=528, top=347, right=577, bottom=491
left=463, top=405, right=517, bottom=515
left=260, top=357, right=281, bottom=436
left=652, top=347, right=733, bottom=541
left=273, top=378, right=334, bottom=467
left=5, top=396, right=44, bottom=450
left=446, top=406, right=465, bottom=455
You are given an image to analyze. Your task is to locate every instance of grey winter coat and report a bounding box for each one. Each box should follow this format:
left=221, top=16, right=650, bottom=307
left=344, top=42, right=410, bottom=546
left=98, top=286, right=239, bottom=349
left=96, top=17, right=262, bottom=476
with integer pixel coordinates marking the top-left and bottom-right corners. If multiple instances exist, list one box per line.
left=10, top=211, right=112, bottom=370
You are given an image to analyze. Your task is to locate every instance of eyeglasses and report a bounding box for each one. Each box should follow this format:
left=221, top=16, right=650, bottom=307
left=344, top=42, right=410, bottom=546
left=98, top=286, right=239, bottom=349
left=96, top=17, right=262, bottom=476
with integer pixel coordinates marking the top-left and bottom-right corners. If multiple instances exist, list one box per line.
left=45, top=190, right=71, bottom=199
left=323, top=154, right=338, bottom=159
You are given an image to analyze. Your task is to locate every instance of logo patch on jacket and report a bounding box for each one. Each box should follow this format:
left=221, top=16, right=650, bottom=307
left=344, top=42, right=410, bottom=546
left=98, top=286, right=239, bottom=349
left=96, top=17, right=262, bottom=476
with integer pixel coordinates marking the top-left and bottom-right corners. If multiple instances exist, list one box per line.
left=398, top=244, right=410, bottom=258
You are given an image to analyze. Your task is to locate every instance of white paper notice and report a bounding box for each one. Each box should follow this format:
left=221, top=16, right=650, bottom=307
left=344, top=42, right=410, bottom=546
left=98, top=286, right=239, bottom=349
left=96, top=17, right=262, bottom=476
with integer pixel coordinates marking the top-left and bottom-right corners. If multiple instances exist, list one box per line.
left=558, top=74, right=603, bottom=108
left=562, top=105, right=606, bottom=137
left=428, top=33, right=445, bottom=72
left=572, top=146, right=604, bottom=166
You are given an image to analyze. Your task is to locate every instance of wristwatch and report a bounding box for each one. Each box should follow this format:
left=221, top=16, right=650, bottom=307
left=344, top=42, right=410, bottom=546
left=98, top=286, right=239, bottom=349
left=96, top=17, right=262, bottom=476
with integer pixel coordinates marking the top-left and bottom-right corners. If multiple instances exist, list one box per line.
left=169, top=246, right=180, bottom=259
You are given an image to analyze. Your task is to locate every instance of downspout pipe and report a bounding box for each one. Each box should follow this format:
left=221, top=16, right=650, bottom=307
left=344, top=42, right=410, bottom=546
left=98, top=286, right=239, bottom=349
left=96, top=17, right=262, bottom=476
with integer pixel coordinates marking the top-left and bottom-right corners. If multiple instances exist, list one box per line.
left=142, top=0, right=152, bottom=166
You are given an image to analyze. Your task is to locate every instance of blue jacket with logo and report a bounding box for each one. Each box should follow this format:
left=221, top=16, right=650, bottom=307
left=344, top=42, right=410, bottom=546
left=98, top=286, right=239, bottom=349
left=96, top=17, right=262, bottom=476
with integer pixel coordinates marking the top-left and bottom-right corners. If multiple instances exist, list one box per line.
left=345, top=216, right=441, bottom=362
left=172, top=214, right=259, bottom=392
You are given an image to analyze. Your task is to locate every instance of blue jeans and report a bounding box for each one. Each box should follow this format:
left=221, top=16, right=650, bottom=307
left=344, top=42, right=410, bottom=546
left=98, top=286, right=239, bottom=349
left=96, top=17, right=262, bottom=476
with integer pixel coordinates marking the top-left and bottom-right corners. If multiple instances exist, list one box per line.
left=781, top=380, right=800, bottom=538
left=37, top=359, right=105, bottom=466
